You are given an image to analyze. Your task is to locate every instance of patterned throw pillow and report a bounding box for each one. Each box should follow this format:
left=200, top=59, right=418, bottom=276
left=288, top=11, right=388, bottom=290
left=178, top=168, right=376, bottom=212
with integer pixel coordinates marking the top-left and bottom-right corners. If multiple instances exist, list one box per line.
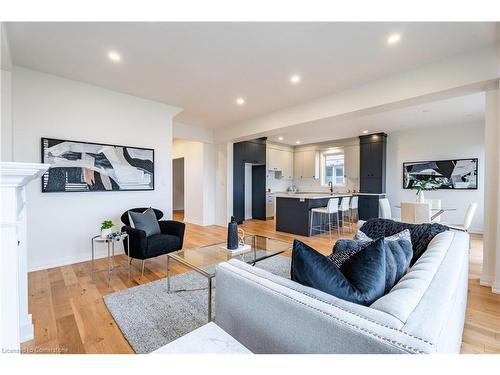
left=354, top=229, right=412, bottom=245
left=329, top=229, right=412, bottom=268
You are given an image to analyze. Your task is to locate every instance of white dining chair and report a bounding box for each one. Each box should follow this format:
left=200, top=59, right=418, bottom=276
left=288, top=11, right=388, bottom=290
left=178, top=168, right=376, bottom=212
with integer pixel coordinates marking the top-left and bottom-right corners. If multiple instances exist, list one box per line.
left=425, top=199, right=442, bottom=223
left=401, top=202, right=431, bottom=224
left=446, top=202, right=478, bottom=232
left=379, top=198, right=392, bottom=219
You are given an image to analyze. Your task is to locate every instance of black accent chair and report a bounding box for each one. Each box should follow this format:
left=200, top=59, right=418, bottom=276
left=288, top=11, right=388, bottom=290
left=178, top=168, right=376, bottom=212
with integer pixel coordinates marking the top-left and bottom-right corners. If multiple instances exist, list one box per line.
left=121, top=208, right=185, bottom=276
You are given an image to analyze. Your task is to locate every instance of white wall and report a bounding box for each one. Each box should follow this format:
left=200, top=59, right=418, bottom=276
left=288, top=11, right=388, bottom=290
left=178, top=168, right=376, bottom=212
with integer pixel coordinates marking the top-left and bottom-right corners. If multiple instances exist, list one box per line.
left=11, top=68, right=181, bottom=271
left=173, top=121, right=214, bottom=144
left=386, top=122, right=485, bottom=233
left=173, top=139, right=205, bottom=225
left=215, top=142, right=233, bottom=226
left=1, top=69, right=12, bottom=161
left=172, top=157, right=184, bottom=210
left=173, top=138, right=216, bottom=226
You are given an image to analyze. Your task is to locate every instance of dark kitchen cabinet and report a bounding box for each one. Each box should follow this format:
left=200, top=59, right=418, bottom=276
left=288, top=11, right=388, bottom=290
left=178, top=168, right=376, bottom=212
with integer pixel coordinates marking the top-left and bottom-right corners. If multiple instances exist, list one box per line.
left=233, top=138, right=267, bottom=224
left=359, top=133, right=387, bottom=194
left=358, top=195, right=384, bottom=220
left=233, top=142, right=246, bottom=223
left=245, top=141, right=266, bottom=164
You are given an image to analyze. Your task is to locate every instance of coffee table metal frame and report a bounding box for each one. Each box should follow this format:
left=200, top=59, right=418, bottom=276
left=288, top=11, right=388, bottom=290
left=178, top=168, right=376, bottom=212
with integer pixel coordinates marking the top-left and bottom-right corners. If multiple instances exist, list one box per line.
left=166, top=235, right=291, bottom=322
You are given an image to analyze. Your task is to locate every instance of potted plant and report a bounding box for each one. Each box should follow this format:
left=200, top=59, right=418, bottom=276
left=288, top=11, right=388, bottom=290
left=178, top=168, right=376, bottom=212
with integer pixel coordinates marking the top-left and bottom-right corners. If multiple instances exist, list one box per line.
left=100, top=220, right=114, bottom=239
left=411, top=176, right=445, bottom=203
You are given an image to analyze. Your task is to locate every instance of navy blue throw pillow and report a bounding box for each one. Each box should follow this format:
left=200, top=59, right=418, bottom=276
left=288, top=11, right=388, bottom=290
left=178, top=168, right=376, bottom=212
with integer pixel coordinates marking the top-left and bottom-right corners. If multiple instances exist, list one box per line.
left=291, top=239, right=387, bottom=306
left=329, top=236, right=413, bottom=294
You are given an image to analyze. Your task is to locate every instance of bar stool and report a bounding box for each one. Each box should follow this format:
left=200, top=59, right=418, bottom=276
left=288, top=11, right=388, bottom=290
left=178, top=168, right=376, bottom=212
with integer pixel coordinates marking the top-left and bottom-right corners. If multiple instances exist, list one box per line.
left=350, top=196, right=358, bottom=223
left=339, top=197, right=352, bottom=233
left=310, top=198, right=340, bottom=238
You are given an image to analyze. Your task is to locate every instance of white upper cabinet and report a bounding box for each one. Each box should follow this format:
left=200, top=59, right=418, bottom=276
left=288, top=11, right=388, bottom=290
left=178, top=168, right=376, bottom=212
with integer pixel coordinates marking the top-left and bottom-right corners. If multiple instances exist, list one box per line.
left=267, top=146, right=294, bottom=180
left=294, top=150, right=319, bottom=179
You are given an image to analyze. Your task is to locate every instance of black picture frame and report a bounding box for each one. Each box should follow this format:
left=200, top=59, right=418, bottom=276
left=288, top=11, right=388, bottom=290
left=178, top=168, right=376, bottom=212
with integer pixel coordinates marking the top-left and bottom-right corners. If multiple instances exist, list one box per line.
left=41, top=137, right=155, bottom=193
left=402, top=158, right=478, bottom=190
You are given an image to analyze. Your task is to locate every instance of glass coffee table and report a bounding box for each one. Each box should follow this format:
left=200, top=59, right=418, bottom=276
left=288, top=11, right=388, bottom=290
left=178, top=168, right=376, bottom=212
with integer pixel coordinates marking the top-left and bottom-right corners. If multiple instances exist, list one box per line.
left=166, top=235, right=292, bottom=322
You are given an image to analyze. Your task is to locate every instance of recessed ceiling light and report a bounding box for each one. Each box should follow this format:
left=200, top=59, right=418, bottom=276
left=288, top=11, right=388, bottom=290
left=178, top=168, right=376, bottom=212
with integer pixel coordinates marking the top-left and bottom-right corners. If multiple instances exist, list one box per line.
left=236, top=97, right=245, bottom=106
left=107, top=51, right=121, bottom=62
left=290, top=75, right=301, bottom=84
left=295, top=141, right=301, bottom=145
left=387, top=33, right=401, bottom=45
left=362, top=130, right=369, bottom=134
left=278, top=136, right=284, bottom=141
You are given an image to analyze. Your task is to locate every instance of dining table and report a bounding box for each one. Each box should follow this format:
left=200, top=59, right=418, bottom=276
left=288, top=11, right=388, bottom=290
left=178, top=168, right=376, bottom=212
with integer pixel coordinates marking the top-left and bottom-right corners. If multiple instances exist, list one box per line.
left=394, top=205, right=456, bottom=221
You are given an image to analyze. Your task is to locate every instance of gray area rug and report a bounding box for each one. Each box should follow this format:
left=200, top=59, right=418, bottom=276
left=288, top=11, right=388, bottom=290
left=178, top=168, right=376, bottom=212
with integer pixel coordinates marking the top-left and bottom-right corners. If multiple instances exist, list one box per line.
left=103, top=255, right=291, bottom=353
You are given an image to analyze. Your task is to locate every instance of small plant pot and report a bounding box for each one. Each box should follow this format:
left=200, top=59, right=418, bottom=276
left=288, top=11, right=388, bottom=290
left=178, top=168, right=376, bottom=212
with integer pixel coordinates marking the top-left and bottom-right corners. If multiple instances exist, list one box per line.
left=101, top=228, right=112, bottom=239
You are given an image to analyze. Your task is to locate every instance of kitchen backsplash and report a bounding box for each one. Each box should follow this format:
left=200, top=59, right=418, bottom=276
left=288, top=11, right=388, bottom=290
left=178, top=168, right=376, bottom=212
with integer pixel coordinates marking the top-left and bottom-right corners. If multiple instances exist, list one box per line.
left=267, top=172, right=359, bottom=193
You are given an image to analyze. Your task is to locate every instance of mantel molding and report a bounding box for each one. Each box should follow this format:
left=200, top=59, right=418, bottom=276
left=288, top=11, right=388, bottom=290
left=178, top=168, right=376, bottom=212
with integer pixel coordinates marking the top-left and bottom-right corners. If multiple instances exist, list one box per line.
left=0, top=162, right=50, bottom=188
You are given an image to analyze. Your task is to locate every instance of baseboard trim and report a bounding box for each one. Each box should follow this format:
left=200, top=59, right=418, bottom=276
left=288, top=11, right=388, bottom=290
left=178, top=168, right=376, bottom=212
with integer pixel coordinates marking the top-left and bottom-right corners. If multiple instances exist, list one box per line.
left=28, top=248, right=125, bottom=272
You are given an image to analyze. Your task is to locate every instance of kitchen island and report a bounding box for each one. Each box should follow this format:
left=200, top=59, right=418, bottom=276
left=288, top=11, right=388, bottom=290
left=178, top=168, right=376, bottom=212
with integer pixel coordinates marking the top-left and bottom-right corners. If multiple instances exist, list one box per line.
left=275, top=193, right=352, bottom=236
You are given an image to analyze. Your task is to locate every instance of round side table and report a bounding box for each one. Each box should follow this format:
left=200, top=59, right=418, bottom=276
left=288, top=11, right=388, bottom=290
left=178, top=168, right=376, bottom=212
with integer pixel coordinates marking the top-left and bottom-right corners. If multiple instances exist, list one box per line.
left=91, top=233, right=129, bottom=286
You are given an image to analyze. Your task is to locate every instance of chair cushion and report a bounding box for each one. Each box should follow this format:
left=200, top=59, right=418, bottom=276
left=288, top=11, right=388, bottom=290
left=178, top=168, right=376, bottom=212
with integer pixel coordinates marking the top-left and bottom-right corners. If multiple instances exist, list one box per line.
left=147, top=234, right=181, bottom=257
left=128, top=207, right=161, bottom=237
left=359, top=219, right=448, bottom=266
left=291, top=239, right=387, bottom=306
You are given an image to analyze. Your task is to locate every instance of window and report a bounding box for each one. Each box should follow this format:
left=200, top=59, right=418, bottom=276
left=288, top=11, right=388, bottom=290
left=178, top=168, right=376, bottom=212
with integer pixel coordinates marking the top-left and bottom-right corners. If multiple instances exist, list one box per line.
left=321, top=152, right=345, bottom=186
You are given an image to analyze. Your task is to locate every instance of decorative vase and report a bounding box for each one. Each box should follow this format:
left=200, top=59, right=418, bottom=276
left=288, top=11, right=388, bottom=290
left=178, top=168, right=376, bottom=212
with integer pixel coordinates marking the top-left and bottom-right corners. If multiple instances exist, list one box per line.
left=101, top=228, right=112, bottom=239
left=417, top=190, right=425, bottom=203
left=227, top=216, right=239, bottom=250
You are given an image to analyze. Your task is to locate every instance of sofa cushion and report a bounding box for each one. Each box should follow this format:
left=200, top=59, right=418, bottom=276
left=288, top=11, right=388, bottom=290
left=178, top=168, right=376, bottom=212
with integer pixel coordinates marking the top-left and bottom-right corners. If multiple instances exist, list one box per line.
left=147, top=234, right=181, bottom=257
left=291, top=239, right=387, bottom=306
left=359, top=219, right=448, bottom=265
left=128, top=207, right=161, bottom=237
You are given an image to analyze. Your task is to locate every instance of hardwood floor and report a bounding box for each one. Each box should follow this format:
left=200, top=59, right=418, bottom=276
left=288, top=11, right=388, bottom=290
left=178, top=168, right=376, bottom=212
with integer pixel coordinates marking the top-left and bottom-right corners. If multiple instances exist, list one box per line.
left=21, top=213, right=500, bottom=354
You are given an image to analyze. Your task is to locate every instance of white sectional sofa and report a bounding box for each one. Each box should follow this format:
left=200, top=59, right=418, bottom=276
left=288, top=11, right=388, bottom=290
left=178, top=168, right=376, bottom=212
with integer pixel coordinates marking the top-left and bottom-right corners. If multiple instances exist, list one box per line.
left=214, top=230, right=469, bottom=354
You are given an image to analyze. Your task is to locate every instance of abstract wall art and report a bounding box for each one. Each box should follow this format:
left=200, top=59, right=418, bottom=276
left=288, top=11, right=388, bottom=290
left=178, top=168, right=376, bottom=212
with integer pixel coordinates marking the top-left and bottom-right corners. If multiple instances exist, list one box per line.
left=403, top=158, right=478, bottom=190
left=41, top=138, right=154, bottom=192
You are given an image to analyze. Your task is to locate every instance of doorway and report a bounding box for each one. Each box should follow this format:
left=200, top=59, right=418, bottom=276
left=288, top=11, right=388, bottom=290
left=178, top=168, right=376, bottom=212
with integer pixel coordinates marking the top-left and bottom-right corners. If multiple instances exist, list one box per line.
left=172, top=157, right=184, bottom=221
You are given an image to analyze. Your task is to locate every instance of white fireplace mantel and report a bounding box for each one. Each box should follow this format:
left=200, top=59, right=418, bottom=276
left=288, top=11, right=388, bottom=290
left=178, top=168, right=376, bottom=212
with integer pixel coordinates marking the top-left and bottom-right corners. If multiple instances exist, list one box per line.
left=1, top=161, right=50, bottom=352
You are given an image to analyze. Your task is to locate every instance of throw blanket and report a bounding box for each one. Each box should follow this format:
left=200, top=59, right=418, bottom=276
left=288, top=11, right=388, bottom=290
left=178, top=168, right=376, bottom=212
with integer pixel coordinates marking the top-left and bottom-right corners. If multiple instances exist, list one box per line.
left=359, top=219, right=449, bottom=266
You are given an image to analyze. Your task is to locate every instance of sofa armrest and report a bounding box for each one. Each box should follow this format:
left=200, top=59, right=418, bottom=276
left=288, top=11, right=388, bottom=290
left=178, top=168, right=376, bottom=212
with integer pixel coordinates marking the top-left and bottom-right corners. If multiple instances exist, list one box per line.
left=214, top=259, right=434, bottom=354
left=158, top=220, right=185, bottom=248
left=121, top=225, right=147, bottom=259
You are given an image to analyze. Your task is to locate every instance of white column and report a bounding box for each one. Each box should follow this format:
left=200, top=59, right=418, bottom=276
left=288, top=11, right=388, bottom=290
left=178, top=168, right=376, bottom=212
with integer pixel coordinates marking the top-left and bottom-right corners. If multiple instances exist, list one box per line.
left=482, top=85, right=500, bottom=294
left=0, top=162, right=49, bottom=352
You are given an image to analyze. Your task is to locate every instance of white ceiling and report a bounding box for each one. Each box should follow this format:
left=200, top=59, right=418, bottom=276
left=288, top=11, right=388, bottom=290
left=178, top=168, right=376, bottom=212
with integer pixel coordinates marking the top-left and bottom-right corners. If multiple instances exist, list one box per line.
left=5, top=22, right=497, bottom=128
left=265, top=92, right=485, bottom=146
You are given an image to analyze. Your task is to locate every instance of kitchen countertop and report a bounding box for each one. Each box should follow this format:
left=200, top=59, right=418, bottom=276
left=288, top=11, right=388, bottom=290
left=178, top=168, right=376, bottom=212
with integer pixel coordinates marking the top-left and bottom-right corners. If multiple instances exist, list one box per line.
left=274, top=192, right=352, bottom=199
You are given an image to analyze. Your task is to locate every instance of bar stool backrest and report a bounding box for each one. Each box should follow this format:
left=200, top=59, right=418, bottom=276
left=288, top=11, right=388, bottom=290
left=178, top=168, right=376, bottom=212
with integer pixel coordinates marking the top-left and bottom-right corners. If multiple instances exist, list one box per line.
left=350, top=196, right=358, bottom=209
left=340, top=197, right=350, bottom=212
left=327, top=198, right=339, bottom=213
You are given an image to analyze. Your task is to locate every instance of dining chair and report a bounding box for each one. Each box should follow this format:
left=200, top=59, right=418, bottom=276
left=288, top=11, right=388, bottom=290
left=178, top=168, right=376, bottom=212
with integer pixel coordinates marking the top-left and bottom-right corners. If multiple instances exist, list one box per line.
left=445, top=202, right=478, bottom=232
left=401, top=202, right=431, bottom=224
left=379, top=198, right=392, bottom=219
left=424, top=199, right=442, bottom=223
